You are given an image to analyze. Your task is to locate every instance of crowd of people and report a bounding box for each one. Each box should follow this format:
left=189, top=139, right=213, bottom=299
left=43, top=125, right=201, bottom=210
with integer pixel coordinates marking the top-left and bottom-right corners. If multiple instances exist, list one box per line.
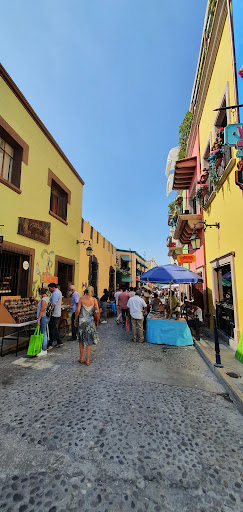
left=35, top=283, right=203, bottom=364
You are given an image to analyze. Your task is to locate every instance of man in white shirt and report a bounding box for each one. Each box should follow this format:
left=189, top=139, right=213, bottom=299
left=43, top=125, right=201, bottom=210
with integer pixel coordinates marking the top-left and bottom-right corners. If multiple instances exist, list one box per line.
left=114, top=287, right=122, bottom=324
left=127, top=290, right=147, bottom=343
left=114, top=287, right=122, bottom=306
left=48, top=283, right=63, bottom=349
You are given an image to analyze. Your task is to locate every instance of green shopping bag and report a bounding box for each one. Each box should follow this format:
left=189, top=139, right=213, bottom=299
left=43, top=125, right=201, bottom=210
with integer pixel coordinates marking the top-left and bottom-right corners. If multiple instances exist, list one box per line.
left=27, top=326, right=43, bottom=356
left=235, top=332, right=243, bottom=364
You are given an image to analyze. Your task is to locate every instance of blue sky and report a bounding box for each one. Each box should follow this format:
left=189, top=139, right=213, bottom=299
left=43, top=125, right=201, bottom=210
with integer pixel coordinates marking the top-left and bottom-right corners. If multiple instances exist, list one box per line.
left=1, top=0, right=207, bottom=264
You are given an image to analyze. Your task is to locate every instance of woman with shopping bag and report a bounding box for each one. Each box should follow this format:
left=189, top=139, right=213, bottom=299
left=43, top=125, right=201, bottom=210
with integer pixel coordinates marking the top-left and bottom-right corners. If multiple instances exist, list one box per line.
left=36, top=287, right=50, bottom=357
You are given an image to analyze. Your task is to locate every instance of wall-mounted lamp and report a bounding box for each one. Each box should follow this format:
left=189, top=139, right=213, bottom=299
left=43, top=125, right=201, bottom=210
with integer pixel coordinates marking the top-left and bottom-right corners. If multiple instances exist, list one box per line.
left=77, top=239, right=93, bottom=257
left=190, top=232, right=201, bottom=250
left=190, top=221, right=220, bottom=250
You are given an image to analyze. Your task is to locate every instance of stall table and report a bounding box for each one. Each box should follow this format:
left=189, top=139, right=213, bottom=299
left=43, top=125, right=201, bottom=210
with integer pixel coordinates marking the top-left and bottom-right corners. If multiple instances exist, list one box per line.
left=0, top=320, right=36, bottom=357
left=146, top=316, right=193, bottom=346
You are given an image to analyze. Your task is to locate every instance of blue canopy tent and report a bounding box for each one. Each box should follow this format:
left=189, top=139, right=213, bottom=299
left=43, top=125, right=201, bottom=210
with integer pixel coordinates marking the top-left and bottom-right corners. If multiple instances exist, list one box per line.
left=140, top=265, right=203, bottom=347
left=140, top=264, right=203, bottom=284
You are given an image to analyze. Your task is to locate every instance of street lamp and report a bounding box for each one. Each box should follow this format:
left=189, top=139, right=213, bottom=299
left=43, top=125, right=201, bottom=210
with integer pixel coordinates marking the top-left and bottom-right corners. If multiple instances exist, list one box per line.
left=190, top=231, right=201, bottom=250
left=190, top=220, right=220, bottom=250
left=77, top=239, right=93, bottom=257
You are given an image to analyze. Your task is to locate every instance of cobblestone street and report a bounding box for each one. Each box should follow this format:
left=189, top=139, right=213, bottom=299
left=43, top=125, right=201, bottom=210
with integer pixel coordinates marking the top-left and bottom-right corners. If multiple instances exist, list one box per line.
left=0, top=318, right=243, bottom=512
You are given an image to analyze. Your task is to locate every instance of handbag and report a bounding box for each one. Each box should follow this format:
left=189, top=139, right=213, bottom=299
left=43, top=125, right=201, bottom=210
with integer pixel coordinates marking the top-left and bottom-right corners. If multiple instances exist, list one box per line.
left=27, top=326, right=43, bottom=356
left=46, top=301, right=55, bottom=318
left=125, top=317, right=131, bottom=332
left=94, top=309, right=100, bottom=326
left=235, top=332, right=243, bottom=363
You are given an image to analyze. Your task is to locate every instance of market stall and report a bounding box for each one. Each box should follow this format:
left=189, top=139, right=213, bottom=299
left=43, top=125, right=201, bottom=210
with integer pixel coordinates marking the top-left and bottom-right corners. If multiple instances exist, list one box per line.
left=140, top=264, right=203, bottom=347
left=0, top=296, right=38, bottom=356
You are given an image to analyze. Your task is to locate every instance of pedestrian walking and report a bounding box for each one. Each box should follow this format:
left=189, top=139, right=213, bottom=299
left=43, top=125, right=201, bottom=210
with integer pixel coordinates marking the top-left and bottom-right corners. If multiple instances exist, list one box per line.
left=127, top=290, right=147, bottom=343
left=118, top=288, right=130, bottom=327
left=128, top=287, right=135, bottom=298
left=47, top=283, right=63, bottom=349
left=74, top=286, right=99, bottom=366
left=100, top=288, right=109, bottom=324
left=114, top=287, right=122, bottom=324
left=36, top=287, right=49, bottom=356
left=69, top=284, right=80, bottom=340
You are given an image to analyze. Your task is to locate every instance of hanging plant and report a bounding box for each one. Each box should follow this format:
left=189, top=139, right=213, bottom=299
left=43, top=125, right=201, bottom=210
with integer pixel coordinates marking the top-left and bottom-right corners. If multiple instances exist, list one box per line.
left=208, top=154, right=219, bottom=189
left=167, top=236, right=176, bottom=248
left=175, top=195, right=182, bottom=205
left=178, top=111, right=193, bottom=160
left=207, top=128, right=225, bottom=189
left=198, top=168, right=209, bottom=184
left=169, top=212, right=178, bottom=228
left=195, top=184, right=208, bottom=207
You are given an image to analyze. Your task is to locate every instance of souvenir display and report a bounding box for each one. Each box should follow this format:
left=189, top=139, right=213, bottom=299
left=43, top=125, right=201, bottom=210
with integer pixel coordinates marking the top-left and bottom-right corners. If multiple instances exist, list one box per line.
left=4, top=297, right=38, bottom=324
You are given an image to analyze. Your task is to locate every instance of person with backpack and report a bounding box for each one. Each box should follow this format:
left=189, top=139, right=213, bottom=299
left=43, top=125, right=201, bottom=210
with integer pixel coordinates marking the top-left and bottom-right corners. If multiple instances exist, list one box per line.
left=36, top=287, right=50, bottom=357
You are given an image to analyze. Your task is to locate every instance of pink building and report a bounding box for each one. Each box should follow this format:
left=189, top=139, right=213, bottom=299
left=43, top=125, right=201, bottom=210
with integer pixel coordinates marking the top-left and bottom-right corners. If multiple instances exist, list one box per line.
left=172, top=126, right=207, bottom=314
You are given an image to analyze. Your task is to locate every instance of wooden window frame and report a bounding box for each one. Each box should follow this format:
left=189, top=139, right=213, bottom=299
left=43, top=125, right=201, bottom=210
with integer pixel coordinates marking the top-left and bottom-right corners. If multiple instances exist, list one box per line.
left=48, top=169, right=71, bottom=224
left=0, top=116, right=29, bottom=193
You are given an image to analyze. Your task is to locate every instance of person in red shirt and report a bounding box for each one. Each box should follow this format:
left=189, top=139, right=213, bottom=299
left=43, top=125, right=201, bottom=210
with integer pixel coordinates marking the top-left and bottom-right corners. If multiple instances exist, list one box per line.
left=118, top=289, right=130, bottom=327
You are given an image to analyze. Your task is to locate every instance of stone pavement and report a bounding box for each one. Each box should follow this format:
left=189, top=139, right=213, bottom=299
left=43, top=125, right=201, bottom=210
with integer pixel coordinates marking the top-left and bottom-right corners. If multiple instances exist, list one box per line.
left=0, top=318, right=243, bottom=512
left=194, top=335, right=243, bottom=414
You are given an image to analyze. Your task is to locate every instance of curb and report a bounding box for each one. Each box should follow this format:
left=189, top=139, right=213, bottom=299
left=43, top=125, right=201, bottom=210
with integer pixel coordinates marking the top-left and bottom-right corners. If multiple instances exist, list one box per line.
left=194, top=339, right=243, bottom=415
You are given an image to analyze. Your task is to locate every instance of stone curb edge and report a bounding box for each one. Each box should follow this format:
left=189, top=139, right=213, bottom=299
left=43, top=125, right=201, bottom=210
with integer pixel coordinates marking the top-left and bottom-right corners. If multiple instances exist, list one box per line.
left=194, top=339, right=243, bottom=415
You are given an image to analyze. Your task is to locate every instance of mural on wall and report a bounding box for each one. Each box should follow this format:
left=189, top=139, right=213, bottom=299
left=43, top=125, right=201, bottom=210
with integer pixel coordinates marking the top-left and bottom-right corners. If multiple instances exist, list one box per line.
left=32, top=249, right=56, bottom=297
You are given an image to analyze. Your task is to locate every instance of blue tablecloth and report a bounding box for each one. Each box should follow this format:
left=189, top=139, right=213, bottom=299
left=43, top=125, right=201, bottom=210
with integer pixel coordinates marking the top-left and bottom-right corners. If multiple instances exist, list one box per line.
left=146, top=318, right=193, bottom=346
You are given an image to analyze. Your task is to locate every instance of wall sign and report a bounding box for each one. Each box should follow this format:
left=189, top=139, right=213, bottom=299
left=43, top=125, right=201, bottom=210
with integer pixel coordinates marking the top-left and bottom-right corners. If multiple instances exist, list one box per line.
left=177, top=254, right=196, bottom=264
left=23, top=261, right=29, bottom=270
left=224, top=124, right=243, bottom=147
left=225, top=124, right=243, bottom=190
left=40, top=275, right=58, bottom=284
left=18, top=217, right=51, bottom=245
left=235, top=158, right=243, bottom=190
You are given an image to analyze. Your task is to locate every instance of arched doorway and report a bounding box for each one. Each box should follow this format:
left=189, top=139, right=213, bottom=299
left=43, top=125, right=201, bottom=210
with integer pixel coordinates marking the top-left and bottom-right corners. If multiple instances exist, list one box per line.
left=88, top=255, right=99, bottom=296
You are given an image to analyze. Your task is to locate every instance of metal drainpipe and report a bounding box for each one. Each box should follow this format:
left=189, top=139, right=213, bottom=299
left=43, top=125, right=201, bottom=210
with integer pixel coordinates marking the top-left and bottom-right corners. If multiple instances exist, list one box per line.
left=226, top=0, right=239, bottom=123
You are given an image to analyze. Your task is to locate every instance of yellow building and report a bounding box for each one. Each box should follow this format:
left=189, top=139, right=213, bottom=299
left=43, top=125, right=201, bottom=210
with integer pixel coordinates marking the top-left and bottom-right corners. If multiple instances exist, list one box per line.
left=0, top=64, right=84, bottom=300
left=116, top=249, right=147, bottom=288
left=78, top=220, right=116, bottom=297
left=188, top=0, right=242, bottom=349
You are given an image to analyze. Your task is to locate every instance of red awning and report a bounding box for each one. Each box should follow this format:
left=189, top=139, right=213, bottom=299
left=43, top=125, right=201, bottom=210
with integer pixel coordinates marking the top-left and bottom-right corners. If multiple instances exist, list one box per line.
left=172, top=156, right=197, bottom=190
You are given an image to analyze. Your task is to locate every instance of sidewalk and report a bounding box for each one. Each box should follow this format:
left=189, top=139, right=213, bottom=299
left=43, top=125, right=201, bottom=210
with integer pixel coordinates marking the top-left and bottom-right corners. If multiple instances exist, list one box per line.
left=194, top=333, right=243, bottom=414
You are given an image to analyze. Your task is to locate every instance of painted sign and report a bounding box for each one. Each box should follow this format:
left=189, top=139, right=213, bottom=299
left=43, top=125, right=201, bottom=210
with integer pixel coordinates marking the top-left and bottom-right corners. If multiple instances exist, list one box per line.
left=224, top=124, right=243, bottom=147
left=40, top=275, right=58, bottom=284
left=177, top=254, right=196, bottom=264
left=235, top=158, right=243, bottom=191
left=23, top=261, right=29, bottom=270
left=18, top=217, right=51, bottom=244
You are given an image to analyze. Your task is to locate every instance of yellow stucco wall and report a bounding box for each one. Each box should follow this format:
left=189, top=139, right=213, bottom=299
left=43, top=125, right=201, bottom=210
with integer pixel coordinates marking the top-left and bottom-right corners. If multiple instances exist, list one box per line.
left=0, top=75, right=83, bottom=296
left=198, top=17, right=243, bottom=345
left=78, top=220, right=116, bottom=297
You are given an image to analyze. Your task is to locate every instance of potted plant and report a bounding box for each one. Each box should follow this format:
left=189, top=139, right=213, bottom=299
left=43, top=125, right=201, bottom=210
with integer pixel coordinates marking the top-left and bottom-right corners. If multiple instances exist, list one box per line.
left=195, top=184, right=208, bottom=207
